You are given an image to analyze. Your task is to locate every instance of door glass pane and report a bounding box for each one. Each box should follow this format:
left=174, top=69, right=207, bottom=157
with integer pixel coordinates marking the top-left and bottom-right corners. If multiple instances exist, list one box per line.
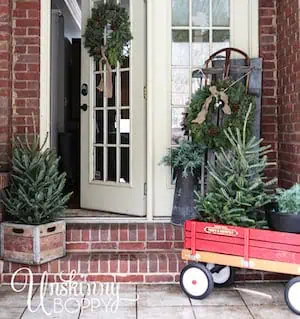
left=212, top=30, right=230, bottom=53
left=120, top=109, right=130, bottom=145
left=192, top=0, right=209, bottom=27
left=120, top=147, right=130, bottom=183
left=107, top=147, right=117, bottom=181
left=212, top=0, right=230, bottom=26
left=96, top=74, right=104, bottom=107
left=192, top=30, right=209, bottom=66
left=107, top=110, right=116, bottom=144
left=121, top=71, right=130, bottom=106
left=172, top=69, right=190, bottom=106
left=95, top=147, right=104, bottom=181
left=95, top=110, right=104, bottom=144
left=108, top=72, right=117, bottom=107
left=172, top=0, right=189, bottom=26
left=120, top=0, right=129, bottom=12
left=172, top=30, right=189, bottom=66
left=172, top=107, right=186, bottom=145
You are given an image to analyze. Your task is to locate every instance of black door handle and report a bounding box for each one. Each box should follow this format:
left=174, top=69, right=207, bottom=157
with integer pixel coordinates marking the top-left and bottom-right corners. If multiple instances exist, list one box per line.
left=80, top=104, right=88, bottom=111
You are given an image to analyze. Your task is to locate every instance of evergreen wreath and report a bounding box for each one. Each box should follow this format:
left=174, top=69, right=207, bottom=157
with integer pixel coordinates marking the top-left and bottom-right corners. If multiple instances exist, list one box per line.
left=83, top=2, right=133, bottom=67
left=186, top=80, right=255, bottom=150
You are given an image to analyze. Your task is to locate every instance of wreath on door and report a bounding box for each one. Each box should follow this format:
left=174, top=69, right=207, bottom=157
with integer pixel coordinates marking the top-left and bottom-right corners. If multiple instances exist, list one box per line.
left=186, top=80, right=255, bottom=150
left=83, top=2, right=133, bottom=97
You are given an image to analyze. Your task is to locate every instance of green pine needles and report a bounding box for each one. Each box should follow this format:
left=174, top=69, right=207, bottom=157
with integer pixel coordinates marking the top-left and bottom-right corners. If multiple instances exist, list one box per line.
left=3, top=134, right=72, bottom=225
left=276, top=184, right=300, bottom=214
left=161, top=140, right=206, bottom=177
left=195, top=104, right=277, bottom=227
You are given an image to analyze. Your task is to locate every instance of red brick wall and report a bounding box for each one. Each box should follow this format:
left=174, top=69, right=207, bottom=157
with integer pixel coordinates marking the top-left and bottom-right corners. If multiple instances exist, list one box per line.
left=0, top=0, right=12, bottom=171
left=277, top=0, right=300, bottom=188
left=259, top=0, right=278, bottom=181
left=0, top=0, right=40, bottom=171
left=12, top=0, right=40, bottom=139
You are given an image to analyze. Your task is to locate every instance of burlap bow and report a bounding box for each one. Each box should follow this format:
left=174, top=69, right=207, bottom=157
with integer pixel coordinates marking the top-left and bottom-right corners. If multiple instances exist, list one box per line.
left=192, top=86, right=231, bottom=125
left=97, top=46, right=113, bottom=98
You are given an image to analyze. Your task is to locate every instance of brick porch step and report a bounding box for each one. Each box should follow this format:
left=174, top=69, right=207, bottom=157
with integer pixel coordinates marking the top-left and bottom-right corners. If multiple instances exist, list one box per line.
left=1, top=251, right=290, bottom=284
left=1, top=251, right=185, bottom=284
left=66, top=223, right=184, bottom=252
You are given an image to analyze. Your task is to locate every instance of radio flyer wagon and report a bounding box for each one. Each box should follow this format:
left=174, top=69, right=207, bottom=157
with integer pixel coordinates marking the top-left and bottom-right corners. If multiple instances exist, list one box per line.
left=180, top=220, right=300, bottom=315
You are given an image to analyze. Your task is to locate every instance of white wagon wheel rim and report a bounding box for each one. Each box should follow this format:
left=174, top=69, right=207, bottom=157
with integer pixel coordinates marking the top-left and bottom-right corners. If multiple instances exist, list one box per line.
left=288, top=282, right=300, bottom=313
left=206, top=263, right=231, bottom=284
left=182, top=267, right=209, bottom=297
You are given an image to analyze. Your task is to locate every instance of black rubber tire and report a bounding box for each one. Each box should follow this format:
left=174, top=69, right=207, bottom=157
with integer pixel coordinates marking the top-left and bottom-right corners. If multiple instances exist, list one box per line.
left=206, top=264, right=235, bottom=288
left=180, top=263, right=214, bottom=300
left=285, top=277, right=300, bottom=315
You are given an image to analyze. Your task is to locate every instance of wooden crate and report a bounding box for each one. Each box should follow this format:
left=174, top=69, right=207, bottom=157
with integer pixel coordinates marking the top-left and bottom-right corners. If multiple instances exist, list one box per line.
left=183, top=220, right=300, bottom=276
left=1, top=220, right=66, bottom=265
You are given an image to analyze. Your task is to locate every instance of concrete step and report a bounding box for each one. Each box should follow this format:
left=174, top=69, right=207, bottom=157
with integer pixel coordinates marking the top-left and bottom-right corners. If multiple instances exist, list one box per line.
left=66, top=223, right=184, bottom=253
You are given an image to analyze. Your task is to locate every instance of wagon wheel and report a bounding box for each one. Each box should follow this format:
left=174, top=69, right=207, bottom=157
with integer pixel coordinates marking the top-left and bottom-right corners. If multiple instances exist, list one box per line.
left=206, top=263, right=235, bottom=288
left=204, top=47, right=251, bottom=92
left=285, top=277, right=300, bottom=315
left=180, top=263, right=214, bottom=299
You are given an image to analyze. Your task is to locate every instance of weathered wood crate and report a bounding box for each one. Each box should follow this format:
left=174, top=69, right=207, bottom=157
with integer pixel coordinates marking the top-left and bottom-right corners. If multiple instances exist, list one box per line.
left=1, top=220, right=66, bottom=265
left=183, top=220, right=300, bottom=276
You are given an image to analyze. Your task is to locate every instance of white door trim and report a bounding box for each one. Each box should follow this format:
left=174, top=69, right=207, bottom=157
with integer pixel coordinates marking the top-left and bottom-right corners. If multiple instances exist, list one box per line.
left=40, top=1, right=51, bottom=148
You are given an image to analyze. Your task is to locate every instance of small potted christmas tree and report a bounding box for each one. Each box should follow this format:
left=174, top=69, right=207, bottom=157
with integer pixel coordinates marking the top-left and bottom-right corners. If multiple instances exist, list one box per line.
left=161, top=140, right=205, bottom=226
left=1, top=133, right=72, bottom=265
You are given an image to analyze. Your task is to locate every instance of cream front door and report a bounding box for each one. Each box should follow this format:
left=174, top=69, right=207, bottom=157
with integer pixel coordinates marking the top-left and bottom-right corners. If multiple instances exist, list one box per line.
left=80, top=0, right=146, bottom=216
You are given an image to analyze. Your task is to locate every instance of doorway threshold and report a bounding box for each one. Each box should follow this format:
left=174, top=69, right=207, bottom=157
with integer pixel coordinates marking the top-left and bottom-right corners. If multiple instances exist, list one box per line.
left=61, top=209, right=170, bottom=223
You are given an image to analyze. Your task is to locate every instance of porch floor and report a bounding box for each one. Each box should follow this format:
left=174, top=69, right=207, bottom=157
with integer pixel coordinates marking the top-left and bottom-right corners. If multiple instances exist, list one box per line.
left=0, top=282, right=295, bottom=318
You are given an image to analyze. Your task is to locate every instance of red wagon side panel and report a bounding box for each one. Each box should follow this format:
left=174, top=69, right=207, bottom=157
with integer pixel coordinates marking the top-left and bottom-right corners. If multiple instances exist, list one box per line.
left=184, top=220, right=300, bottom=265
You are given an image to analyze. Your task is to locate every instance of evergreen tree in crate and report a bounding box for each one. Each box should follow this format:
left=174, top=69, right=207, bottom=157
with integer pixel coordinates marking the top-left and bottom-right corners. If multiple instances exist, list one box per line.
left=3, top=134, right=72, bottom=225
left=196, top=104, right=277, bottom=227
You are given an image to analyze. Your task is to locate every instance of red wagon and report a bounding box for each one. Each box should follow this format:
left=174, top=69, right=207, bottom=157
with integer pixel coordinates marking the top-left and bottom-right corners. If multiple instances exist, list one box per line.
left=180, top=220, right=300, bottom=315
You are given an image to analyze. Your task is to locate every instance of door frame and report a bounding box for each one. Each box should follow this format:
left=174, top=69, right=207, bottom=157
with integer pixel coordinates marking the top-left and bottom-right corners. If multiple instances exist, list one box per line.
left=40, top=0, right=155, bottom=221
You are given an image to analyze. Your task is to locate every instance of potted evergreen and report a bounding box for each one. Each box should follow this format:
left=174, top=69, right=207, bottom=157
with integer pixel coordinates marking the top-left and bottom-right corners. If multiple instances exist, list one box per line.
left=195, top=104, right=277, bottom=228
left=0, top=133, right=72, bottom=265
left=161, top=140, right=205, bottom=226
left=266, top=184, right=300, bottom=233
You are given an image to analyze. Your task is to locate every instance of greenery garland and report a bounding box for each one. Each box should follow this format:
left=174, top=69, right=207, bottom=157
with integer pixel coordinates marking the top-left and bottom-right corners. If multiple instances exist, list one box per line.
left=186, top=80, right=255, bottom=150
left=83, top=2, right=133, bottom=67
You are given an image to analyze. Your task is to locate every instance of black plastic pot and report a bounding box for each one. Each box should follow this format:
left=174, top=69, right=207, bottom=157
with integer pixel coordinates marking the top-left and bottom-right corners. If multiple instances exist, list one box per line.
left=171, top=170, right=198, bottom=226
left=265, top=202, right=300, bottom=234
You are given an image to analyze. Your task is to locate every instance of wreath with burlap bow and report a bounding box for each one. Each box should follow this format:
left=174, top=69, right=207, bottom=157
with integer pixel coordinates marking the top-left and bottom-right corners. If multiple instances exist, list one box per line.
left=186, top=80, right=255, bottom=150
left=83, top=3, right=133, bottom=97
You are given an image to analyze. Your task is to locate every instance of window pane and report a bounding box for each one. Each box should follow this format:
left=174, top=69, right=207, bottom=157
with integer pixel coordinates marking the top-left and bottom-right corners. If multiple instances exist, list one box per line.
left=172, top=107, right=186, bottom=145
left=96, top=74, right=104, bottom=107
left=192, top=30, right=209, bottom=66
left=120, top=109, right=130, bottom=145
left=95, top=147, right=104, bottom=181
left=108, top=72, right=117, bottom=107
left=172, top=69, right=190, bottom=106
left=192, top=0, right=209, bottom=27
left=120, top=147, right=130, bottom=183
left=212, top=30, right=230, bottom=53
left=95, top=110, right=104, bottom=144
left=107, top=110, right=116, bottom=144
left=107, top=147, right=117, bottom=182
left=172, top=0, right=189, bottom=26
left=213, top=0, right=230, bottom=27
left=172, top=30, right=190, bottom=66
left=121, top=71, right=130, bottom=106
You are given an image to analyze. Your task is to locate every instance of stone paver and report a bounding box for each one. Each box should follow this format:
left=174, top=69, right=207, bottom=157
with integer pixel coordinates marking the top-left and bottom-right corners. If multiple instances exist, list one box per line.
left=0, top=282, right=297, bottom=318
